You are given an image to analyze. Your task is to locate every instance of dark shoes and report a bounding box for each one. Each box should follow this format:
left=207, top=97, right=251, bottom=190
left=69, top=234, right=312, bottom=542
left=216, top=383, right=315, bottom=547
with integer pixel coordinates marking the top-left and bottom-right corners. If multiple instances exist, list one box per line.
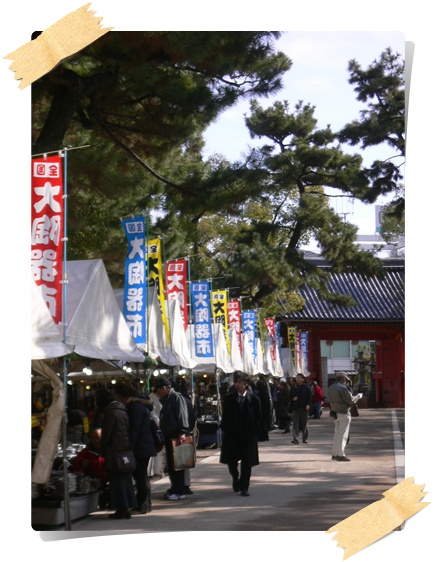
left=131, top=508, right=149, bottom=514
left=132, top=504, right=152, bottom=514
left=291, top=439, right=299, bottom=444
left=303, top=440, right=309, bottom=443
left=233, top=478, right=250, bottom=495
left=332, top=455, right=351, bottom=462
left=108, top=510, right=131, bottom=519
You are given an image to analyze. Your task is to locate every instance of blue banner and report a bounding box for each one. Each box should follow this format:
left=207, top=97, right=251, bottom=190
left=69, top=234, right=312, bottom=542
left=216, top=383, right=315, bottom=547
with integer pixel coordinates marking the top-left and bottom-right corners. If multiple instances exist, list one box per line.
left=122, top=216, right=147, bottom=344
left=242, top=309, right=257, bottom=364
left=275, top=321, right=283, bottom=366
left=300, top=331, right=308, bottom=368
left=191, top=281, right=214, bottom=357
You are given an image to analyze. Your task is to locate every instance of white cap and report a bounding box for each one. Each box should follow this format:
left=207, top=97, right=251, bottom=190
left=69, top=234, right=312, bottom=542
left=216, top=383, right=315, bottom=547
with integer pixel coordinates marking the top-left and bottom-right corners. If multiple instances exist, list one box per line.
left=335, top=372, right=350, bottom=381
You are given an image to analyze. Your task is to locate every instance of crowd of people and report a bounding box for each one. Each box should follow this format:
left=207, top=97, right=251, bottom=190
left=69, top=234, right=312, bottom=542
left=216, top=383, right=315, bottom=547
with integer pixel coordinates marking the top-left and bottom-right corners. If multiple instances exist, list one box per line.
left=61, top=370, right=361, bottom=518
left=270, top=373, right=326, bottom=438
left=66, top=378, right=197, bottom=519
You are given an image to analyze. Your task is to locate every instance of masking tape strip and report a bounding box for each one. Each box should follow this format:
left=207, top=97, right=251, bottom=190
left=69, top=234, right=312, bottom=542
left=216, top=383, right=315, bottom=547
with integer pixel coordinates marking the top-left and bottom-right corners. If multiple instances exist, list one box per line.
left=4, top=3, right=113, bottom=89
left=325, top=477, right=430, bottom=560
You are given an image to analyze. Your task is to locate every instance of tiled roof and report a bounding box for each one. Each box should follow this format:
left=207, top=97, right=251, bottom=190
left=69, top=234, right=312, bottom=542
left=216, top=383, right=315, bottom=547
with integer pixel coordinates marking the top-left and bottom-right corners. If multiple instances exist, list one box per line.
left=287, top=262, right=404, bottom=323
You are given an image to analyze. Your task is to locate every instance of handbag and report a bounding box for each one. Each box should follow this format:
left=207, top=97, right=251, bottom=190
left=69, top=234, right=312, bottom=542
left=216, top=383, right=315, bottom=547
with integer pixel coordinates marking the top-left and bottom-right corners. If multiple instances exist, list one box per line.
left=171, top=436, right=196, bottom=471
left=150, top=418, right=164, bottom=452
left=113, top=450, right=136, bottom=473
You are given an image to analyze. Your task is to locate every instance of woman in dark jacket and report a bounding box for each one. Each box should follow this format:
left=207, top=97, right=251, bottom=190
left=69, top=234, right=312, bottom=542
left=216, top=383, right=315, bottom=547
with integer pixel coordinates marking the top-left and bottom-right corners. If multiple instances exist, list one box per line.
left=97, top=389, right=137, bottom=519
left=114, top=383, right=157, bottom=514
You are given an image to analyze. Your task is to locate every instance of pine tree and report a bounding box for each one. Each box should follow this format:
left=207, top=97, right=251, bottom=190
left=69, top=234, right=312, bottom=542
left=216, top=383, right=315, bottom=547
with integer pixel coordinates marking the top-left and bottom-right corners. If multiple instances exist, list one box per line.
left=338, top=48, right=405, bottom=219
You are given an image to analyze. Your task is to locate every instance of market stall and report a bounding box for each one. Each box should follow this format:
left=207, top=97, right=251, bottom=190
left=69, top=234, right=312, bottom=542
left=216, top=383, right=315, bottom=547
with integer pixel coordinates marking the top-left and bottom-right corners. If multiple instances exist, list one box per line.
left=31, top=259, right=145, bottom=528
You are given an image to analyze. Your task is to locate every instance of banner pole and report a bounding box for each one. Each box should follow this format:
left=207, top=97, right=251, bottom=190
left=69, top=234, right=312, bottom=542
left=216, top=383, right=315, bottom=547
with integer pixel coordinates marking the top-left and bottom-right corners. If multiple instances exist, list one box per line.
left=186, top=256, right=194, bottom=398
left=61, top=147, right=71, bottom=531
left=145, top=212, right=150, bottom=395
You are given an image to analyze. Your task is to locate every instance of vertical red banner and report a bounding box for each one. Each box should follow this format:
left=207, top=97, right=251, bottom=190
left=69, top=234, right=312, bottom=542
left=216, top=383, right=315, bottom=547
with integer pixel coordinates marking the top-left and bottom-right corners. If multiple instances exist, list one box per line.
left=31, top=155, right=64, bottom=324
left=165, top=259, right=188, bottom=331
left=227, top=299, right=242, bottom=354
left=264, top=317, right=277, bottom=361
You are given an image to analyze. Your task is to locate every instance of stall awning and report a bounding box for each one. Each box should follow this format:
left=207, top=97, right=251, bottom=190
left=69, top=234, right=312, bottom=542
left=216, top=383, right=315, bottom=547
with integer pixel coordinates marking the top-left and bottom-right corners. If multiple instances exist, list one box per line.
left=32, top=259, right=145, bottom=362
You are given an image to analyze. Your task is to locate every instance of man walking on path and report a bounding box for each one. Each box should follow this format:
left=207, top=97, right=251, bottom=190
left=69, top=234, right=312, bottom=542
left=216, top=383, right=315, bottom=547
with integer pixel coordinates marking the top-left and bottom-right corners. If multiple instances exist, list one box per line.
left=289, top=373, right=312, bottom=444
left=155, top=378, right=189, bottom=500
left=219, top=371, right=263, bottom=497
left=326, top=372, right=362, bottom=462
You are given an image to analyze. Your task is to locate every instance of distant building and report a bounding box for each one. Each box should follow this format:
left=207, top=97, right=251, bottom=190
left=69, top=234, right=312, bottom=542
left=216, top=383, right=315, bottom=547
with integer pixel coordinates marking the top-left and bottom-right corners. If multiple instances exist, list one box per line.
left=354, top=233, right=405, bottom=258
left=280, top=256, right=404, bottom=408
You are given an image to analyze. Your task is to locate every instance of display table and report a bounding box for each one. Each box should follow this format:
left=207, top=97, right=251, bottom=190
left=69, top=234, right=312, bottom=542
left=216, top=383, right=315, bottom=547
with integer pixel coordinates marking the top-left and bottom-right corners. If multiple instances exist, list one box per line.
left=32, top=491, right=99, bottom=526
left=197, top=422, right=221, bottom=447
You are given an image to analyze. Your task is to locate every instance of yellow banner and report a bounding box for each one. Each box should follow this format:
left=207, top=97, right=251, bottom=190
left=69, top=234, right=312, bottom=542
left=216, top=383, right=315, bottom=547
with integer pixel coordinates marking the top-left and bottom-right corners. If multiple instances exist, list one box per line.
left=148, top=239, right=171, bottom=343
left=211, top=290, right=230, bottom=353
left=287, top=326, right=297, bottom=367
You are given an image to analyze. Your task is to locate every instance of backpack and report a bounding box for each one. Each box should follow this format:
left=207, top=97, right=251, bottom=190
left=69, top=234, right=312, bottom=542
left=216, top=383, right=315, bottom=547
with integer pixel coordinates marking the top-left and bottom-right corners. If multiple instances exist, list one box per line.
left=149, top=415, right=164, bottom=452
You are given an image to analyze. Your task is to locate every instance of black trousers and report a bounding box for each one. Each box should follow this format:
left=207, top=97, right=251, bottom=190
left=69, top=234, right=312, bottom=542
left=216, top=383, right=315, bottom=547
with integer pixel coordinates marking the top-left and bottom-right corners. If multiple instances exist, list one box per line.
left=292, top=408, right=309, bottom=441
left=227, top=457, right=252, bottom=492
left=132, top=456, right=151, bottom=510
left=108, top=470, right=136, bottom=511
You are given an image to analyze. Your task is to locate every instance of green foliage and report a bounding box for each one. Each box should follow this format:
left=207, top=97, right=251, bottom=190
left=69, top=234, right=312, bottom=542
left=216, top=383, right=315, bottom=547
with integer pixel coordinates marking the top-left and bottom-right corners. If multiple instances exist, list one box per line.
left=31, top=35, right=401, bottom=318
left=338, top=48, right=405, bottom=219
left=379, top=184, right=405, bottom=244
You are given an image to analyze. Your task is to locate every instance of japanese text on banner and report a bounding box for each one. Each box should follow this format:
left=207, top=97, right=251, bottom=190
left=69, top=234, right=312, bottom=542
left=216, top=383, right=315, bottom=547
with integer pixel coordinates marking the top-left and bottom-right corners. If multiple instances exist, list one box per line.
left=242, top=309, right=257, bottom=364
left=211, top=290, right=230, bottom=353
left=288, top=326, right=297, bottom=368
left=227, top=299, right=242, bottom=354
left=148, top=239, right=170, bottom=344
left=264, top=317, right=277, bottom=361
left=166, top=259, right=189, bottom=332
left=122, top=216, right=147, bottom=344
left=31, top=155, right=64, bottom=324
left=191, top=281, right=214, bottom=357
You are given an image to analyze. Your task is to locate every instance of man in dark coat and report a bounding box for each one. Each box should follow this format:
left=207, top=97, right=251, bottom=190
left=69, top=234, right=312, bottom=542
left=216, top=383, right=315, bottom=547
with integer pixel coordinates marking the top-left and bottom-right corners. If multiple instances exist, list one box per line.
left=276, top=378, right=291, bottom=432
left=155, top=378, right=190, bottom=500
left=289, top=373, right=312, bottom=444
left=219, top=371, right=263, bottom=497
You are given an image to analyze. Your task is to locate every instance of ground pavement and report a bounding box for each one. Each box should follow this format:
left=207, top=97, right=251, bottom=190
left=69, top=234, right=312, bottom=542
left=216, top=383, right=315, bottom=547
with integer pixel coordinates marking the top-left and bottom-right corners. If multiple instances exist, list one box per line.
left=37, top=408, right=405, bottom=536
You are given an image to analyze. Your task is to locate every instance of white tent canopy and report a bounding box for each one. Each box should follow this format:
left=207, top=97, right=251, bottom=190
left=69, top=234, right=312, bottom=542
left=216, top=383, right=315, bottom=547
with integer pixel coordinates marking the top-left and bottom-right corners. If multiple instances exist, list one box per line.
left=255, top=337, right=269, bottom=375
left=143, top=288, right=197, bottom=368
left=230, top=327, right=244, bottom=372
left=31, top=259, right=145, bottom=362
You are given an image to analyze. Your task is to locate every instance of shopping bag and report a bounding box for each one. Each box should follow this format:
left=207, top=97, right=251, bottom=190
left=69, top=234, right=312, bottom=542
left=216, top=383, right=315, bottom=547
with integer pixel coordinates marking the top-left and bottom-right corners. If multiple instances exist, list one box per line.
left=113, top=450, right=136, bottom=473
left=171, top=436, right=196, bottom=471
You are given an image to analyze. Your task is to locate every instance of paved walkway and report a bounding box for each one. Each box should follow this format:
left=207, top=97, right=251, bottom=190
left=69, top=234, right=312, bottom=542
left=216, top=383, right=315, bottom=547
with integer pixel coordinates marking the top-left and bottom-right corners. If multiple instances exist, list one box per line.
left=38, top=408, right=404, bottom=536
